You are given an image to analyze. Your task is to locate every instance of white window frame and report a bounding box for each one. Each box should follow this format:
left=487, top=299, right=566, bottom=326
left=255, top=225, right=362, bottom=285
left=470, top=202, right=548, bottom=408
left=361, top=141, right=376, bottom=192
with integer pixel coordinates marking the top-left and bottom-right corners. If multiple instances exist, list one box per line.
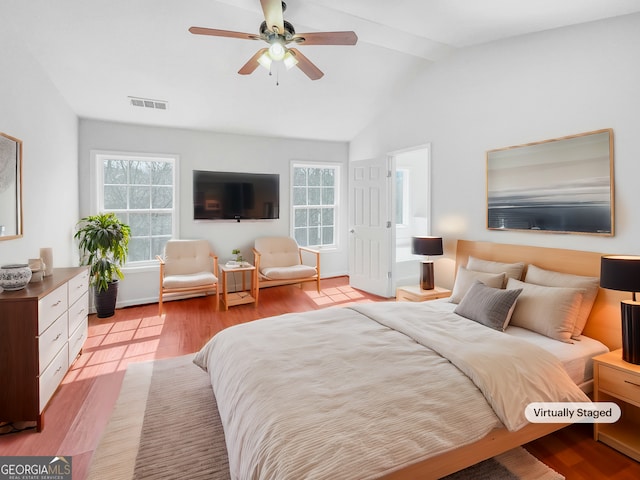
left=290, top=161, right=341, bottom=249
left=90, top=150, right=179, bottom=267
left=395, top=168, right=410, bottom=227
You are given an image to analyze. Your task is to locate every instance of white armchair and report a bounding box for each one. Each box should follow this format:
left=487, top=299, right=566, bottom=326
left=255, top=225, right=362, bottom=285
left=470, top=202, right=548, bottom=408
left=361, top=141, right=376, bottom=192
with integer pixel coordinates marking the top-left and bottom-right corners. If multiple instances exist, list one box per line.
left=156, top=239, right=219, bottom=315
left=253, top=236, right=320, bottom=305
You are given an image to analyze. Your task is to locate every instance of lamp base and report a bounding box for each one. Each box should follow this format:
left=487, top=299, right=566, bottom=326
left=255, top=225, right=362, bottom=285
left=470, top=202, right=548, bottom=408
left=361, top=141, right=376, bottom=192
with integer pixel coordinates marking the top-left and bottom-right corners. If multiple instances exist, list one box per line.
left=420, top=261, right=435, bottom=291
left=621, top=300, right=640, bottom=365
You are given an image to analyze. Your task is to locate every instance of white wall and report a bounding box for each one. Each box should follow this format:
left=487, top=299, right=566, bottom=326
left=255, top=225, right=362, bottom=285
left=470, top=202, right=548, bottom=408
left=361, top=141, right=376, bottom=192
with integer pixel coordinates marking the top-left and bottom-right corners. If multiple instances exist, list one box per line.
left=79, top=119, right=349, bottom=306
left=350, top=13, right=640, bottom=289
left=0, top=19, right=79, bottom=269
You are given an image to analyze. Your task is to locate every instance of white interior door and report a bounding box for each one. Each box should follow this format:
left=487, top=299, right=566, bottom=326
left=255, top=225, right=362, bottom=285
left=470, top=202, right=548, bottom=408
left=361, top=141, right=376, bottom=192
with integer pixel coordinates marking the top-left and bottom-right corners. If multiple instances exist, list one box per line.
left=348, top=157, right=393, bottom=297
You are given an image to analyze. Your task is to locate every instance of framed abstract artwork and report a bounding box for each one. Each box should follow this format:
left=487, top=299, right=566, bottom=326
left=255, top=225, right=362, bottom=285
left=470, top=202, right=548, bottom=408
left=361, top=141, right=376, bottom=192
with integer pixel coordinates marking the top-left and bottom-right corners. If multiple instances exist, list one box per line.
left=486, top=129, right=614, bottom=236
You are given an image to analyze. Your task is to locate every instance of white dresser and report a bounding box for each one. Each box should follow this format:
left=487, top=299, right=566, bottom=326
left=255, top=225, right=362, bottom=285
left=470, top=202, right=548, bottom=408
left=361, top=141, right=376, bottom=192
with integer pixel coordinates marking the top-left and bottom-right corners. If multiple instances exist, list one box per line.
left=0, top=267, right=89, bottom=430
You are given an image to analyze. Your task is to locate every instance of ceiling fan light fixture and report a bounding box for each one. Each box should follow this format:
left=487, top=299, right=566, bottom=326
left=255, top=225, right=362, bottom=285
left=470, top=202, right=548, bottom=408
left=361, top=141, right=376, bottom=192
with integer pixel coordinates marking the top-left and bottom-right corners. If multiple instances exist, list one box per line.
left=189, top=0, right=357, bottom=80
left=268, top=40, right=286, bottom=61
left=283, top=50, right=298, bottom=70
left=257, top=50, right=273, bottom=70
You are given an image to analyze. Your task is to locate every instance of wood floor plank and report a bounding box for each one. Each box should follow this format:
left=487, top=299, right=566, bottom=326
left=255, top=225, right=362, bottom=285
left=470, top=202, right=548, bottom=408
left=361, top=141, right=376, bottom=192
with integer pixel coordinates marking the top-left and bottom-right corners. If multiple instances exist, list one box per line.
left=1, top=276, right=639, bottom=479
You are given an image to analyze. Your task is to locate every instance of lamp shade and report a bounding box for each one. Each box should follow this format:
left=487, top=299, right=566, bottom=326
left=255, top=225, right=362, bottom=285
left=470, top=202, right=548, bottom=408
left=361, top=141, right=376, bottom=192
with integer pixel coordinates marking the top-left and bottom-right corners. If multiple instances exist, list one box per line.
left=600, top=255, right=640, bottom=292
left=601, top=255, right=640, bottom=365
left=412, top=236, right=443, bottom=256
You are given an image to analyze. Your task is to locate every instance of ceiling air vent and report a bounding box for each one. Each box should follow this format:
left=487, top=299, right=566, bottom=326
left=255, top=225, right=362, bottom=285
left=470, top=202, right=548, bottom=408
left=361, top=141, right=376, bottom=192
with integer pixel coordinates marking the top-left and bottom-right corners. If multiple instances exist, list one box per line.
left=128, top=96, right=168, bottom=110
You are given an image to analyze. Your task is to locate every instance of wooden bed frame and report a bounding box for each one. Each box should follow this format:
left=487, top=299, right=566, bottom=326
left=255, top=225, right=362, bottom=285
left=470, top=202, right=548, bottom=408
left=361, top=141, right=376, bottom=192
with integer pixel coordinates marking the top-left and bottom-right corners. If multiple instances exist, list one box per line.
left=380, top=239, right=625, bottom=479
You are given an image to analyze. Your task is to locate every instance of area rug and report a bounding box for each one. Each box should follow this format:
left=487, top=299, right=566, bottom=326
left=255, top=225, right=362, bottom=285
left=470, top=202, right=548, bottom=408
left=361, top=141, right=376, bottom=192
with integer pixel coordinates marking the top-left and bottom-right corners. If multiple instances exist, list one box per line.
left=88, top=354, right=564, bottom=480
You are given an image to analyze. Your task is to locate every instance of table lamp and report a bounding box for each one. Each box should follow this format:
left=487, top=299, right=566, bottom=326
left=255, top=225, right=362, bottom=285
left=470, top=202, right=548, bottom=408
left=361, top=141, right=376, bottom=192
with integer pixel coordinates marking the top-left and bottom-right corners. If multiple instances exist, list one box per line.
left=600, top=255, right=640, bottom=364
left=412, top=236, right=443, bottom=291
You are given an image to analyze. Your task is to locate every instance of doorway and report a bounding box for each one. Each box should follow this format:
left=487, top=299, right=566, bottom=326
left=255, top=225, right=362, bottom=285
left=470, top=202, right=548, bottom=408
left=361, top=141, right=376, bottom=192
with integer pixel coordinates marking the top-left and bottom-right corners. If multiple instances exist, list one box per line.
left=392, top=145, right=432, bottom=288
left=347, top=145, right=431, bottom=297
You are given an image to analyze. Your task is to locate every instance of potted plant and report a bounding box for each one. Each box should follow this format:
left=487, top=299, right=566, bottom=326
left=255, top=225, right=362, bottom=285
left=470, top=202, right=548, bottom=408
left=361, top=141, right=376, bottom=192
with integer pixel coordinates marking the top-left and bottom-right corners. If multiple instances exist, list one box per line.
left=232, top=248, right=243, bottom=263
left=75, top=212, right=131, bottom=318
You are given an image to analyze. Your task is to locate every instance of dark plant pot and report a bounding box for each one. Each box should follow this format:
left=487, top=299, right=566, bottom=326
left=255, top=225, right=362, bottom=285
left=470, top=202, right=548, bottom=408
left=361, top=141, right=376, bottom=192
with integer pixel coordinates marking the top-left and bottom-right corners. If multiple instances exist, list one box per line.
left=95, top=280, right=119, bottom=318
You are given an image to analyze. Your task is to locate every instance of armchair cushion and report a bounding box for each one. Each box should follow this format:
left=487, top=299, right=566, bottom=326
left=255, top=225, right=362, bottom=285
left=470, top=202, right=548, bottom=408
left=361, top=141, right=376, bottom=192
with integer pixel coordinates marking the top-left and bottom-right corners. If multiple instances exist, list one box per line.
left=163, top=272, right=218, bottom=289
left=164, top=239, right=213, bottom=276
left=254, top=237, right=302, bottom=269
left=261, top=265, right=317, bottom=280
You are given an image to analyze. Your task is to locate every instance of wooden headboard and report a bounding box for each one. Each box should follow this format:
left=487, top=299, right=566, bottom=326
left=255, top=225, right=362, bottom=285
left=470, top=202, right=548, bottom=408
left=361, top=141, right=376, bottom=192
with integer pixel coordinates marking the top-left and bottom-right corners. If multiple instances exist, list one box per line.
left=455, top=239, right=625, bottom=350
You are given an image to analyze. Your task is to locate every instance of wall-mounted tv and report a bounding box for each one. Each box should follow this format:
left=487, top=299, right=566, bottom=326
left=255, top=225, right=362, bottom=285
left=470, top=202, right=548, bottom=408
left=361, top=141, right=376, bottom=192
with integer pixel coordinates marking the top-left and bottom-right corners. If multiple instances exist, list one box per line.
left=193, top=170, right=280, bottom=221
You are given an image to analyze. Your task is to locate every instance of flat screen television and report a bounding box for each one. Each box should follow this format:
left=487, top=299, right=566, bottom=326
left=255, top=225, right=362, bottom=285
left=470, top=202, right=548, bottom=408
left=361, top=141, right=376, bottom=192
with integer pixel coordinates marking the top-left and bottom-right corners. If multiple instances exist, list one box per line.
left=193, top=170, right=280, bottom=220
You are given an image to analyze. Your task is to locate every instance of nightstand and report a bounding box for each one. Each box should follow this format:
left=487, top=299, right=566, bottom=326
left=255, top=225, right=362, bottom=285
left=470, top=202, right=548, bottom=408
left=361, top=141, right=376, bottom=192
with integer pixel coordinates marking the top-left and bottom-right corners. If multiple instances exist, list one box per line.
left=395, top=285, right=451, bottom=302
left=593, top=349, right=640, bottom=461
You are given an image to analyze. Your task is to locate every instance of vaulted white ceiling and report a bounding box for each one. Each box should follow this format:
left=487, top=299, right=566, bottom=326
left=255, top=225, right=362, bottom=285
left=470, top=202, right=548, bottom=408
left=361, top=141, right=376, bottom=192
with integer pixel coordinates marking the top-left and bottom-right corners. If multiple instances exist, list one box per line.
left=7, top=0, right=640, bottom=141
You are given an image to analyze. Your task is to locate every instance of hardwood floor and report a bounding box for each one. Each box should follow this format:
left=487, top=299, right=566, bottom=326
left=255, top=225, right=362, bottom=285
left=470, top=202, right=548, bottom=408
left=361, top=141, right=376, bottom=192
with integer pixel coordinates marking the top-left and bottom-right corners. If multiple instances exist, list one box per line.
left=526, top=423, right=640, bottom=479
left=1, top=276, right=639, bottom=479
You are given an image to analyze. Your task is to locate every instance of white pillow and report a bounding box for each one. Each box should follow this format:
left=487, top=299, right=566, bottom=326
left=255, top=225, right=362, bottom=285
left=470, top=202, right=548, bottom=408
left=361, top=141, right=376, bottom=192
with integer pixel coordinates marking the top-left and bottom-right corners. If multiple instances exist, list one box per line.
left=467, top=256, right=525, bottom=286
left=506, top=278, right=584, bottom=343
left=524, top=264, right=599, bottom=338
left=449, top=267, right=506, bottom=304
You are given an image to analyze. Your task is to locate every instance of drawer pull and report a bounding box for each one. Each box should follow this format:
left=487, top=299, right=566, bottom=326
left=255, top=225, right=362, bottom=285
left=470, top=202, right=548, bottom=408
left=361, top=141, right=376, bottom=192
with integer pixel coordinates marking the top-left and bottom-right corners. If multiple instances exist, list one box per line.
left=624, top=380, right=640, bottom=388
left=52, top=300, right=62, bottom=307
left=55, top=366, right=62, bottom=374
left=53, top=333, right=62, bottom=341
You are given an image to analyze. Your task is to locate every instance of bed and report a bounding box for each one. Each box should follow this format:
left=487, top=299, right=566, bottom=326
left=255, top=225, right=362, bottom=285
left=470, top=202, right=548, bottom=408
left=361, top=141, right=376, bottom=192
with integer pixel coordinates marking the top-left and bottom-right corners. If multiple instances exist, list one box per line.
left=194, top=240, right=624, bottom=479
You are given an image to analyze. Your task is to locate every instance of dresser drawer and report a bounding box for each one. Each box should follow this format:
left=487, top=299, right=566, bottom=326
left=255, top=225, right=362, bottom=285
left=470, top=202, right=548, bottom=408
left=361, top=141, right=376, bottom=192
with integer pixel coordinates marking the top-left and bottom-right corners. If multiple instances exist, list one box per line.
left=69, top=317, right=88, bottom=365
left=68, top=269, right=89, bottom=306
left=598, top=364, right=640, bottom=405
left=68, top=291, right=88, bottom=335
left=38, top=284, right=68, bottom=334
left=39, top=343, right=69, bottom=412
left=38, top=313, right=69, bottom=374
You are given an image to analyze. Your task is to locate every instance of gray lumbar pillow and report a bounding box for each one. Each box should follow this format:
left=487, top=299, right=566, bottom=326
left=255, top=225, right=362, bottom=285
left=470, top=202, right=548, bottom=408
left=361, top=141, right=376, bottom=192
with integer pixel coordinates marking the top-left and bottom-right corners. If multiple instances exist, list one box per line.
left=454, top=280, right=523, bottom=331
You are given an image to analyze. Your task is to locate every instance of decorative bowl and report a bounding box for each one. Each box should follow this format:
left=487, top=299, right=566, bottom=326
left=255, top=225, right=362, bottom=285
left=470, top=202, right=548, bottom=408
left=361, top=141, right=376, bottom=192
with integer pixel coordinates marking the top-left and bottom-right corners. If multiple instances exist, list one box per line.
left=0, top=264, right=33, bottom=291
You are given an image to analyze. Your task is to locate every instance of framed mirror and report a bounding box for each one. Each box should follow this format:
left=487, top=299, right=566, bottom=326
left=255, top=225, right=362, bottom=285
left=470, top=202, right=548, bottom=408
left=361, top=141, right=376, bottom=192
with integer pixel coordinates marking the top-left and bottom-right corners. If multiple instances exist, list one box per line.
left=0, top=132, right=23, bottom=240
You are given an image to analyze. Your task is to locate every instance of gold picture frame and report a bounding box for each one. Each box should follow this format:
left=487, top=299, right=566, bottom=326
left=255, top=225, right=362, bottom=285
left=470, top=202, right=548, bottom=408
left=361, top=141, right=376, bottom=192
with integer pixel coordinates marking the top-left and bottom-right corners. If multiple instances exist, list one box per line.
left=0, top=132, right=23, bottom=240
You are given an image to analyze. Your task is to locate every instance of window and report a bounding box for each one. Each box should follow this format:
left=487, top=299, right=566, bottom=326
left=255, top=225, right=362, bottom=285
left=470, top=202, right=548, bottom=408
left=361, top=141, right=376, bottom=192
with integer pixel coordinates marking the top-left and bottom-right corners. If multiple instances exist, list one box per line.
left=395, top=168, right=410, bottom=226
left=94, top=152, right=177, bottom=264
left=292, top=163, right=340, bottom=248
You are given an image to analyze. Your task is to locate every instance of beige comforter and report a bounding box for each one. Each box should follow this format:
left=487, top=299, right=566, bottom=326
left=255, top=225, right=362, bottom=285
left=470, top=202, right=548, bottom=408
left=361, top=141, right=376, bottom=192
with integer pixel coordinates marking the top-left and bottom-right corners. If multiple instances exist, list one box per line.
left=194, top=301, right=589, bottom=480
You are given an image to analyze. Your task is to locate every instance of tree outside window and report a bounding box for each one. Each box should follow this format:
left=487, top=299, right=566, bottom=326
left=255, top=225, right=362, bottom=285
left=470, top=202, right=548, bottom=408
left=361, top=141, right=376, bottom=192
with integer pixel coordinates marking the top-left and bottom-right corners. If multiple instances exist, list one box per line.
left=292, top=164, right=339, bottom=248
left=98, top=154, right=176, bottom=263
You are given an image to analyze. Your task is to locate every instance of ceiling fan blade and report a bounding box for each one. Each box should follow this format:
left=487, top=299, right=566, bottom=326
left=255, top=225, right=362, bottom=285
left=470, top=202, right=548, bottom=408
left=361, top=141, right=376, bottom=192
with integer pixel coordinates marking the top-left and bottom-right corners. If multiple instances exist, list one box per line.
left=292, top=31, right=358, bottom=46
left=189, top=26, right=259, bottom=40
left=290, top=48, right=324, bottom=80
left=238, top=48, right=268, bottom=75
left=260, top=0, right=284, bottom=34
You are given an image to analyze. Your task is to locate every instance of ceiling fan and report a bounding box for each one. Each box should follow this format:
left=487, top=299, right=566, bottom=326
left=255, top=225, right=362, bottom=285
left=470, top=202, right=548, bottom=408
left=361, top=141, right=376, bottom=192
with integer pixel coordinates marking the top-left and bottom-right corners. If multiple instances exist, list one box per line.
left=189, top=0, right=358, bottom=80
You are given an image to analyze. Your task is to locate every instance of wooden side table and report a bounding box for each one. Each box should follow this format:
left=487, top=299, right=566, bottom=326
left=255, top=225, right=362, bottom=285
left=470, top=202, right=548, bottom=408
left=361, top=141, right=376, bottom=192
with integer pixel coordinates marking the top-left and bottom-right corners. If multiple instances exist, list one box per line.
left=593, top=349, right=640, bottom=461
left=395, top=285, right=451, bottom=302
left=219, top=264, right=256, bottom=311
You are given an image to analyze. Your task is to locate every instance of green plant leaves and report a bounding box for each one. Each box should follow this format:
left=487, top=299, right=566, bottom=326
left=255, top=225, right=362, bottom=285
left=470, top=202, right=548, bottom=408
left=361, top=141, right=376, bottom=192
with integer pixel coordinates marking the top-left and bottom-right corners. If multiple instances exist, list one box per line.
left=74, top=212, right=131, bottom=292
